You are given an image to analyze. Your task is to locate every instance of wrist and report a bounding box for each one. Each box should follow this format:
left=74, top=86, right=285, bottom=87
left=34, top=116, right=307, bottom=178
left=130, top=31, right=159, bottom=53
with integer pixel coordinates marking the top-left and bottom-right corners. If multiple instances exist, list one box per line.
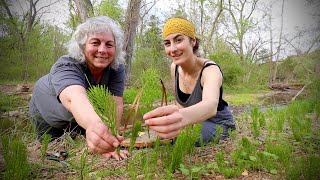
left=179, top=109, right=190, bottom=128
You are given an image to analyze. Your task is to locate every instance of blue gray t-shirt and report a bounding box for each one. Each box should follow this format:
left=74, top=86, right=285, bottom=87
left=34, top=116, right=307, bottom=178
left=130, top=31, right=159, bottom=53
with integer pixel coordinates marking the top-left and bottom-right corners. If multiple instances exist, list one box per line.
left=28, top=55, right=125, bottom=129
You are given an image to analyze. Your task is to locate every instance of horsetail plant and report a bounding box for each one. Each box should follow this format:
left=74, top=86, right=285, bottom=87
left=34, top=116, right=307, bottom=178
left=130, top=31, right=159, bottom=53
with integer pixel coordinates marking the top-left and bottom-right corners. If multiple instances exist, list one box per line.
left=86, top=85, right=119, bottom=155
left=1, top=135, right=30, bottom=180
left=41, top=133, right=51, bottom=163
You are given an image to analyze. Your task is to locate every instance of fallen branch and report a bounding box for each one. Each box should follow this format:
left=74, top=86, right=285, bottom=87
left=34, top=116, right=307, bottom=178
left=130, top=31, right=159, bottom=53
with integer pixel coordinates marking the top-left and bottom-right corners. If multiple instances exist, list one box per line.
left=290, top=81, right=312, bottom=102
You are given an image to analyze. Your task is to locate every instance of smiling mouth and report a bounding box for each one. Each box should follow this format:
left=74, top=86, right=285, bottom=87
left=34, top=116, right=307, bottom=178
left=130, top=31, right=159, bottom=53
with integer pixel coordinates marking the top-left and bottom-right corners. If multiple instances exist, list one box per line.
left=96, top=56, right=108, bottom=60
left=171, top=54, right=181, bottom=59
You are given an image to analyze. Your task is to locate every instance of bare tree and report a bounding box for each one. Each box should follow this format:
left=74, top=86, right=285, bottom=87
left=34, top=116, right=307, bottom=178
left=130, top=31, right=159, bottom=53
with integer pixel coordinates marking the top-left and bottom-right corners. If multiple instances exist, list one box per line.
left=181, top=0, right=225, bottom=56
left=123, top=0, right=142, bottom=82
left=137, top=0, right=157, bottom=36
left=225, top=0, right=259, bottom=63
left=208, top=0, right=224, bottom=41
left=268, top=7, right=274, bottom=84
left=305, top=33, right=320, bottom=54
left=201, top=0, right=224, bottom=56
left=1, top=0, right=60, bottom=81
left=73, top=0, right=93, bottom=22
left=272, top=0, right=284, bottom=82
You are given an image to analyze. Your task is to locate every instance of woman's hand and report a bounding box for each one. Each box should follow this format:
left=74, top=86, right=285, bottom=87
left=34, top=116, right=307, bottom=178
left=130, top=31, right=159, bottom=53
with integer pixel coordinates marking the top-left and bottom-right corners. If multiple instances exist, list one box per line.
left=85, top=121, right=121, bottom=154
left=143, top=105, right=184, bottom=139
left=102, top=149, right=130, bottom=160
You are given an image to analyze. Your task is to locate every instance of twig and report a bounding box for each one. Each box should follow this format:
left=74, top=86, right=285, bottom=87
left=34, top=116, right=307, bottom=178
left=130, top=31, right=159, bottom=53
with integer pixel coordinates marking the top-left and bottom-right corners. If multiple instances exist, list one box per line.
left=290, top=81, right=312, bottom=103
left=160, top=79, right=167, bottom=106
left=122, top=86, right=144, bottom=137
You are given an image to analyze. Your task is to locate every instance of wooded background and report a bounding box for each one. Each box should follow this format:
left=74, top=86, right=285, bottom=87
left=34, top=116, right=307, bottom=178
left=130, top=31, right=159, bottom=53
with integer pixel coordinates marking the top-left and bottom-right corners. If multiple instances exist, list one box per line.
left=0, top=0, right=319, bottom=88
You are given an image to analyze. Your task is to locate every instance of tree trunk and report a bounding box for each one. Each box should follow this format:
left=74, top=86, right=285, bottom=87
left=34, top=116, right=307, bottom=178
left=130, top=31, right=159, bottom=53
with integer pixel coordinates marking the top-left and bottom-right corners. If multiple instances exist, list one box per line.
left=268, top=12, right=273, bottom=84
left=73, top=0, right=94, bottom=22
left=123, top=0, right=142, bottom=83
left=272, top=0, right=285, bottom=82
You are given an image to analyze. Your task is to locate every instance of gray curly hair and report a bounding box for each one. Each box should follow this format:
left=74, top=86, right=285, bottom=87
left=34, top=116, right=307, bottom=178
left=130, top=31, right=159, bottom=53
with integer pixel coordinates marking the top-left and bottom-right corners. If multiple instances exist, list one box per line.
left=67, top=16, right=126, bottom=69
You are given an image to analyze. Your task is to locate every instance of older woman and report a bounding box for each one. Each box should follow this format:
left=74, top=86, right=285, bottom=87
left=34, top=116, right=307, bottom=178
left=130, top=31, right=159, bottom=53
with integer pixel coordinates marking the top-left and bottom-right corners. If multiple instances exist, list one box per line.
left=144, top=17, right=236, bottom=146
left=28, top=16, right=128, bottom=159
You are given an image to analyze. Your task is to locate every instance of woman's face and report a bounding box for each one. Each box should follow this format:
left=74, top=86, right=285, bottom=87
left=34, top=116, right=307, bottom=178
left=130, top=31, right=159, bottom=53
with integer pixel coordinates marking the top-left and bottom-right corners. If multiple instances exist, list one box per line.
left=163, top=33, right=195, bottom=64
left=84, top=32, right=116, bottom=71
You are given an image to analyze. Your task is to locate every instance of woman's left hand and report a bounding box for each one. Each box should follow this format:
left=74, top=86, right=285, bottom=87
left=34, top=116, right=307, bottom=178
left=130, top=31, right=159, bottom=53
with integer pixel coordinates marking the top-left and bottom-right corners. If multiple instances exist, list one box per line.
left=102, top=149, right=130, bottom=160
left=143, top=105, right=183, bottom=139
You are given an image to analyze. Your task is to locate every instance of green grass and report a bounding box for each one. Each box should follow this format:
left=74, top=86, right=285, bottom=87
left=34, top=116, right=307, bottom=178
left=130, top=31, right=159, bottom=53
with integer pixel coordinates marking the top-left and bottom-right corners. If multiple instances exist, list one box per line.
left=0, top=93, right=24, bottom=113
left=224, top=93, right=260, bottom=106
left=1, top=81, right=319, bottom=179
left=1, top=136, right=30, bottom=180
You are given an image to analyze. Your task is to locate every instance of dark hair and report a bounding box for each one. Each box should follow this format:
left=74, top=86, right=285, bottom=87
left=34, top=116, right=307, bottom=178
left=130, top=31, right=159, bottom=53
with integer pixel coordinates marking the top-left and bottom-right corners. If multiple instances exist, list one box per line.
left=192, top=37, right=200, bottom=56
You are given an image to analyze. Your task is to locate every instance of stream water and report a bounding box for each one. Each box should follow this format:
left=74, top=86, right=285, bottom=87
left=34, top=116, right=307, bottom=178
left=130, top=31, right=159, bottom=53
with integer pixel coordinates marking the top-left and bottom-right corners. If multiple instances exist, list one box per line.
left=257, top=89, right=302, bottom=112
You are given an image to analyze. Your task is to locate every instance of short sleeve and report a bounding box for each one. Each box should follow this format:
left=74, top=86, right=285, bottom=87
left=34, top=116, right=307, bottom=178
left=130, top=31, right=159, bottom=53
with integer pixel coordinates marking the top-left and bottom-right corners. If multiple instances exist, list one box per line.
left=108, top=64, right=126, bottom=97
left=50, top=56, right=85, bottom=101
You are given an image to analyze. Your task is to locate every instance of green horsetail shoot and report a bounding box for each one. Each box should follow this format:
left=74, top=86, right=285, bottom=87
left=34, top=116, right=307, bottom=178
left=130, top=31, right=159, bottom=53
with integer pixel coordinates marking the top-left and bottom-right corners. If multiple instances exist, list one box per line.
left=86, top=85, right=119, bottom=154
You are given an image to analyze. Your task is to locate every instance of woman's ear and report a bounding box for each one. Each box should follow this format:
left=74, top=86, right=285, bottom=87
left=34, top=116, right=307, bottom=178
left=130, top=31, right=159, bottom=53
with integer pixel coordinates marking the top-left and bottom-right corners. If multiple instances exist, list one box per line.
left=192, top=38, right=196, bottom=47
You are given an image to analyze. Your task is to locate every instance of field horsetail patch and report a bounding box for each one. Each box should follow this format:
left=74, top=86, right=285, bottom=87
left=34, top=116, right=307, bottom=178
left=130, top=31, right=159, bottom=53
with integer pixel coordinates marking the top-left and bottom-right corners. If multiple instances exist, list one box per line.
left=86, top=85, right=120, bottom=155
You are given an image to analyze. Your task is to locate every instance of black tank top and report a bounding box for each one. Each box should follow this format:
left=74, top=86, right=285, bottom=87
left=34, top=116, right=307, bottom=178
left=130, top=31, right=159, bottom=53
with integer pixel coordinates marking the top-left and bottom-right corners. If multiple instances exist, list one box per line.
left=175, top=60, right=228, bottom=111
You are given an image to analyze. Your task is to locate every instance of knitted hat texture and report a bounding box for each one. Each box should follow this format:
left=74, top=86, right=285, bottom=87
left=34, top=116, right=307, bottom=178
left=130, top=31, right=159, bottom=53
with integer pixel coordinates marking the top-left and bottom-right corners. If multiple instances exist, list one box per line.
left=162, top=17, right=195, bottom=39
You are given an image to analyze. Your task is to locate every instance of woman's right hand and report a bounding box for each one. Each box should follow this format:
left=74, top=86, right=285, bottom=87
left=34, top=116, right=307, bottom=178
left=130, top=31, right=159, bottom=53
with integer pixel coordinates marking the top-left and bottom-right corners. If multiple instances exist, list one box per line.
left=143, top=105, right=184, bottom=139
left=85, top=121, right=120, bottom=154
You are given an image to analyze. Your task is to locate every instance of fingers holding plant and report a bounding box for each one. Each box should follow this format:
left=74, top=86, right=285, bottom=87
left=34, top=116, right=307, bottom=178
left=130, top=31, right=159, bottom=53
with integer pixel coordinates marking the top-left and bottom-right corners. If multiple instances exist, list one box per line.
left=143, top=105, right=184, bottom=139
left=102, top=149, right=130, bottom=160
left=85, top=122, right=119, bottom=154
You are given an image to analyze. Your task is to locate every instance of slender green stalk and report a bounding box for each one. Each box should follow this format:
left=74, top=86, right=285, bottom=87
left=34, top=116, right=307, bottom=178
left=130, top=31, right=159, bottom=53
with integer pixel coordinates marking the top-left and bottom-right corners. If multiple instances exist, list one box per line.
left=79, top=149, right=88, bottom=180
left=86, top=85, right=119, bottom=154
left=166, top=124, right=201, bottom=173
left=1, top=136, right=30, bottom=180
left=129, top=120, right=142, bottom=153
left=41, top=133, right=51, bottom=163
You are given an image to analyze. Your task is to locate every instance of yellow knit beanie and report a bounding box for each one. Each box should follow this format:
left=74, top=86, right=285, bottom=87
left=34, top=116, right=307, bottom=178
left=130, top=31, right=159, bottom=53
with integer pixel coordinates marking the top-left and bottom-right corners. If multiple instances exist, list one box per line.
left=162, top=17, right=195, bottom=39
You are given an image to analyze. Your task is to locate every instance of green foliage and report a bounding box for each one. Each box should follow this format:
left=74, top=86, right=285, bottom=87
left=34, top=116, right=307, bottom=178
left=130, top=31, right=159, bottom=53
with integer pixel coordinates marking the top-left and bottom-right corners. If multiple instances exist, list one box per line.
left=224, top=92, right=259, bottom=106
left=95, top=0, right=124, bottom=24
left=66, top=0, right=82, bottom=31
left=215, top=151, right=243, bottom=178
left=0, top=93, right=23, bottom=113
left=86, top=85, right=120, bottom=155
left=69, top=148, right=93, bottom=180
left=129, top=120, right=142, bottom=153
left=250, top=106, right=266, bottom=138
left=127, top=148, right=160, bottom=179
left=131, top=15, right=170, bottom=86
left=41, top=133, right=51, bottom=163
left=231, top=137, right=258, bottom=166
left=308, top=74, right=320, bottom=100
left=278, top=50, right=320, bottom=83
left=286, top=101, right=313, bottom=141
left=1, top=136, right=30, bottom=180
left=179, top=163, right=213, bottom=179
left=286, top=154, right=320, bottom=180
left=79, top=149, right=89, bottom=180
left=266, top=108, right=286, bottom=137
left=256, top=151, right=279, bottom=174
left=165, top=124, right=202, bottom=173
left=209, top=39, right=245, bottom=86
left=265, top=140, right=293, bottom=170
left=140, top=149, right=159, bottom=179
left=87, top=85, right=117, bottom=136
left=124, top=68, right=171, bottom=117
left=0, top=23, right=68, bottom=82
